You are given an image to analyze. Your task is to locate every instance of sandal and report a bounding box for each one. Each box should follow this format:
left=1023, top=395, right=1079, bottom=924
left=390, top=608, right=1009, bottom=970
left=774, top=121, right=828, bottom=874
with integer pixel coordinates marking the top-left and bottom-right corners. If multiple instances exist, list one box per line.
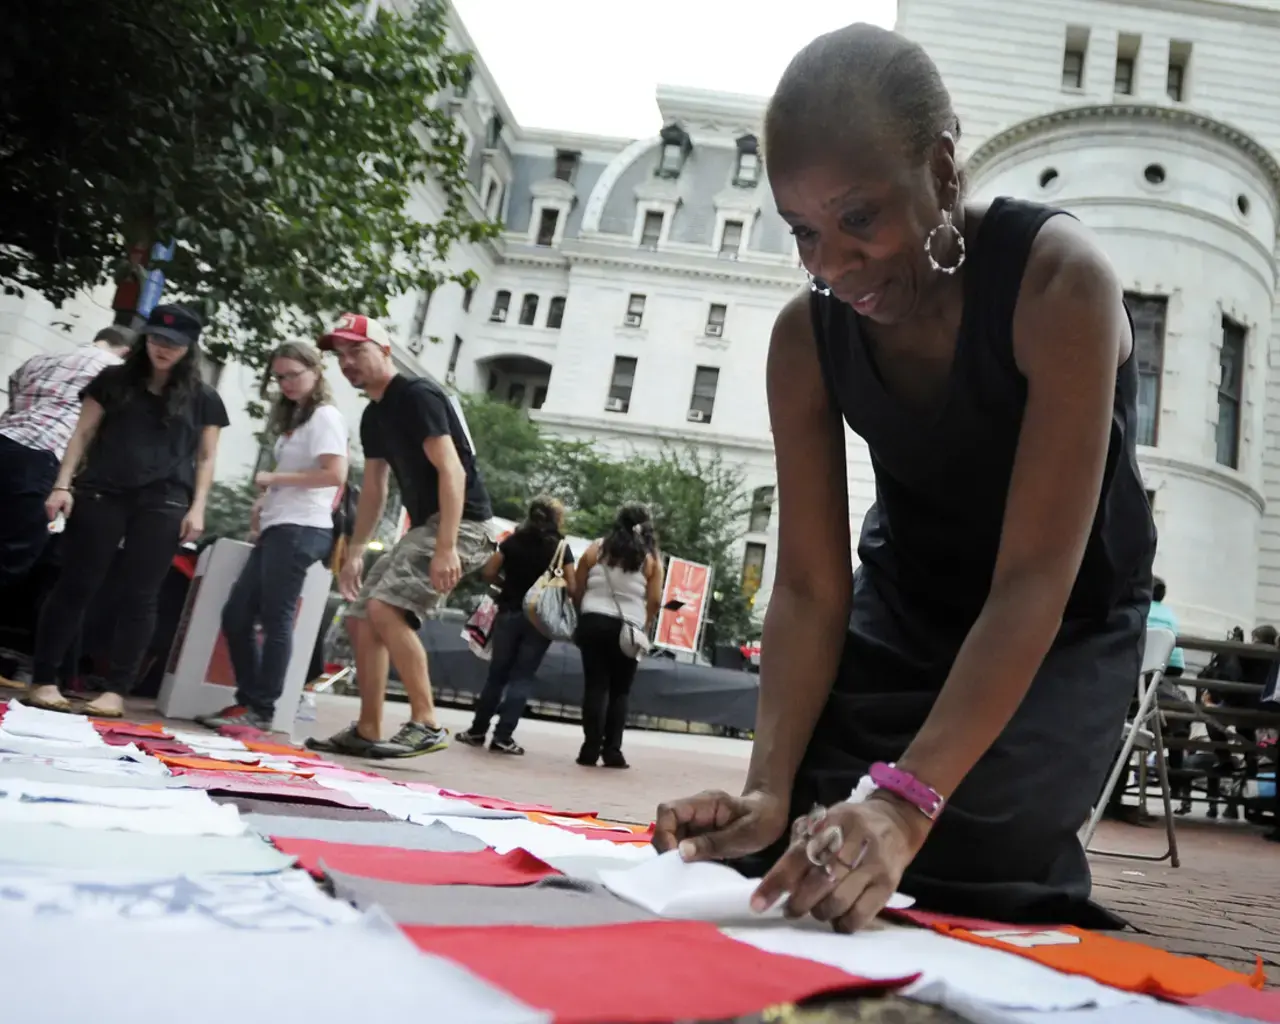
left=81, top=703, right=125, bottom=720
left=23, top=691, right=76, bottom=714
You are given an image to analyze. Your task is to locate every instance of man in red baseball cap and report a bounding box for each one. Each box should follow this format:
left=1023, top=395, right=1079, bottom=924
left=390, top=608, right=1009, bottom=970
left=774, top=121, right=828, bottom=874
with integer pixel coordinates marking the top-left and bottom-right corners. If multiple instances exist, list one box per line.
left=309, top=313, right=494, bottom=758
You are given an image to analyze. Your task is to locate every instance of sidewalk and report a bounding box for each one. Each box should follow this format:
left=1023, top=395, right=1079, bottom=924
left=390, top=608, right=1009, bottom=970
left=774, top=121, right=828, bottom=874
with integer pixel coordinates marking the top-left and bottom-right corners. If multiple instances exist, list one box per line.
left=310, top=693, right=1280, bottom=985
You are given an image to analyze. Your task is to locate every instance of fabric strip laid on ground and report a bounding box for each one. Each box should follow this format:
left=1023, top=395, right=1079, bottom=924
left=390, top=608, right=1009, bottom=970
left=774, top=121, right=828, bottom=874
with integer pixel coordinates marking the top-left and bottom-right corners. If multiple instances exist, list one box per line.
left=272, top=838, right=558, bottom=886
left=897, top=912, right=1264, bottom=999
left=244, top=815, right=487, bottom=851
left=403, top=919, right=915, bottom=1024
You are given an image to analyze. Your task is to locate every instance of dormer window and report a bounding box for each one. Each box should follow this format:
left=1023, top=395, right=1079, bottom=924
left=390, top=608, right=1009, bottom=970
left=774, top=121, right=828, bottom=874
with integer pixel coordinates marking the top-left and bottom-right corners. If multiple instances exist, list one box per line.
left=485, top=115, right=504, bottom=149
left=554, top=150, right=580, bottom=183
left=657, top=122, right=690, bottom=179
left=734, top=135, right=760, bottom=187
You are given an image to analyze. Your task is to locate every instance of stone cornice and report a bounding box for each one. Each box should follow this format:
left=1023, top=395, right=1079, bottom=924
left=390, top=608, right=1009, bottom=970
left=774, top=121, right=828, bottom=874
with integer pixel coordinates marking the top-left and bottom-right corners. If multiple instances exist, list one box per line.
left=533, top=409, right=775, bottom=454
left=966, top=104, right=1280, bottom=205
left=558, top=241, right=806, bottom=289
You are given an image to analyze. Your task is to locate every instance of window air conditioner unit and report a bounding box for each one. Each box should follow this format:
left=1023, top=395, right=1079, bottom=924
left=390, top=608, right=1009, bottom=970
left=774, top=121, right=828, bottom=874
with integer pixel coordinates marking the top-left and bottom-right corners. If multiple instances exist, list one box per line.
left=705, top=323, right=723, bottom=337
left=605, top=397, right=627, bottom=412
left=491, top=310, right=507, bottom=323
left=624, top=313, right=642, bottom=328
left=408, top=337, right=425, bottom=356
left=687, top=409, right=707, bottom=423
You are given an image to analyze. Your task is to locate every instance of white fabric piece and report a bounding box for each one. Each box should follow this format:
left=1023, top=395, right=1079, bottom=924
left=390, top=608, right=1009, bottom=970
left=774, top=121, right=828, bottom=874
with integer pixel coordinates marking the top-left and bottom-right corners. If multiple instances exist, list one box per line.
left=0, top=751, right=169, bottom=777
left=0, top=798, right=246, bottom=836
left=313, top=778, right=522, bottom=820
left=0, top=778, right=218, bottom=811
left=1011, top=1006, right=1216, bottom=1024
left=0, top=734, right=152, bottom=764
left=416, top=814, right=656, bottom=862
left=259, top=404, right=350, bottom=531
left=8, top=909, right=550, bottom=1024
left=723, top=923, right=1142, bottom=1012
left=167, top=731, right=248, bottom=751
left=0, top=866, right=359, bottom=930
left=2, top=702, right=102, bottom=745
left=600, top=849, right=914, bottom=922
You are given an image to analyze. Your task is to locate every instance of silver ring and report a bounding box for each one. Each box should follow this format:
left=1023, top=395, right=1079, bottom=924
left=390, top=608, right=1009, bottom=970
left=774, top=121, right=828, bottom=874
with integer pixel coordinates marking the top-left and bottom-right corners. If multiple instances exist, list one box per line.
left=805, top=824, right=844, bottom=869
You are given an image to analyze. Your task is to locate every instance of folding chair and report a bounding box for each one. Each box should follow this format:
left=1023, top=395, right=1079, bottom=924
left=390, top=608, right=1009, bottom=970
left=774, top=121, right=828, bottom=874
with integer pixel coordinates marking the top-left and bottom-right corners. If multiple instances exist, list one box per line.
left=1081, top=627, right=1180, bottom=867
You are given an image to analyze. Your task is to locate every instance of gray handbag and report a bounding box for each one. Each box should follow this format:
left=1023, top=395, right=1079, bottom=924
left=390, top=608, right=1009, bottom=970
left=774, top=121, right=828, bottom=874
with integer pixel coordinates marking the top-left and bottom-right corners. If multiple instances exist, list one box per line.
left=524, top=539, right=577, bottom=641
left=603, top=561, right=651, bottom=661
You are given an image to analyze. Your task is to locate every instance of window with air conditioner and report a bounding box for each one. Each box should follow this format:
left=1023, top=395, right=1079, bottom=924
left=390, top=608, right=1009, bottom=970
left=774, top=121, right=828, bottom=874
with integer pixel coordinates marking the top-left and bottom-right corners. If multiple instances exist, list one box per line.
left=1125, top=292, right=1166, bottom=446
left=462, top=285, right=474, bottom=313
left=536, top=208, right=559, bottom=247
left=705, top=303, right=727, bottom=336
left=410, top=287, right=433, bottom=341
left=688, top=366, right=719, bottom=424
left=1217, top=317, right=1246, bottom=469
left=606, top=356, right=637, bottom=413
left=657, top=123, right=690, bottom=179
left=719, top=221, right=744, bottom=259
left=547, top=297, right=566, bottom=330
left=625, top=294, right=646, bottom=328
left=554, top=150, right=579, bottom=183
left=519, top=293, right=539, bottom=326
left=485, top=115, right=504, bottom=149
left=734, top=135, right=760, bottom=187
left=742, top=542, right=767, bottom=601
left=748, top=486, right=775, bottom=533
left=447, top=336, right=463, bottom=375
left=490, top=290, right=511, bottom=323
left=640, top=211, right=664, bottom=250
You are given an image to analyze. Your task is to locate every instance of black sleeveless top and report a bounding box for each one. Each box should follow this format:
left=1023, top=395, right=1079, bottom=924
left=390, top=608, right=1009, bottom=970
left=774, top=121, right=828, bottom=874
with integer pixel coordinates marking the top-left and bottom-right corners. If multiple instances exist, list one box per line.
left=812, top=197, right=1156, bottom=631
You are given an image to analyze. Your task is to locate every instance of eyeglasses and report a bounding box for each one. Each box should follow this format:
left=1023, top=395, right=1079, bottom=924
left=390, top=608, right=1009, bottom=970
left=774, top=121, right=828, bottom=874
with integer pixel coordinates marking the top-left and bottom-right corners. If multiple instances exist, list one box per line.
left=272, top=370, right=311, bottom=383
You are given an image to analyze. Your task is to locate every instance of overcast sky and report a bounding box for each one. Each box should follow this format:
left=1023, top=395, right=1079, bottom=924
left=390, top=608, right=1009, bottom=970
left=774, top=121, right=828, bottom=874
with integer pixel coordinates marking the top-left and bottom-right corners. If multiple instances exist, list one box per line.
left=451, top=1, right=898, bottom=138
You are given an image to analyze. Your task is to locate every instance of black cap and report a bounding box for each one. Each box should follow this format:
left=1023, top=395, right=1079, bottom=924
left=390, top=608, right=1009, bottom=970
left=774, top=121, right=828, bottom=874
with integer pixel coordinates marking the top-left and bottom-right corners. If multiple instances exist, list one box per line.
left=143, top=303, right=202, bottom=347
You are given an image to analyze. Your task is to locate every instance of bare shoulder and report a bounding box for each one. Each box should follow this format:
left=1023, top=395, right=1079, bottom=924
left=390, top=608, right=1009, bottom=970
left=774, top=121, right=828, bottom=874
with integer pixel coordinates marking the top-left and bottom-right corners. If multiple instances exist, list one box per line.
left=769, top=289, right=814, bottom=352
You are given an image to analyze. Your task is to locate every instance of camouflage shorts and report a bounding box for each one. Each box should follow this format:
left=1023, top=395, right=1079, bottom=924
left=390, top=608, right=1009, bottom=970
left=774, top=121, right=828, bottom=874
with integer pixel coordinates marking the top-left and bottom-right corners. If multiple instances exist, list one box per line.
left=347, top=515, right=494, bottom=625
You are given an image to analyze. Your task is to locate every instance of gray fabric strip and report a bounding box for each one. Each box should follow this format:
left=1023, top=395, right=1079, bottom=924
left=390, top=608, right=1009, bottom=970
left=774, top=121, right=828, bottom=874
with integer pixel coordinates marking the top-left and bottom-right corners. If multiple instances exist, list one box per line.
left=243, top=815, right=488, bottom=852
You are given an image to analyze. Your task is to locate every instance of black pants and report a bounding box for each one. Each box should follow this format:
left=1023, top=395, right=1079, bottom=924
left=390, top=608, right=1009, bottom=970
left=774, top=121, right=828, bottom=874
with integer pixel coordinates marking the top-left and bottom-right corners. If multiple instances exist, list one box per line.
left=576, top=612, right=638, bottom=759
left=0, top=435, right=59, bottom=592
left=470, top=610, right=551, bottom=741
left=33, top=487, right=186, bottom=694
left=222, top=524, right=332, bottom=718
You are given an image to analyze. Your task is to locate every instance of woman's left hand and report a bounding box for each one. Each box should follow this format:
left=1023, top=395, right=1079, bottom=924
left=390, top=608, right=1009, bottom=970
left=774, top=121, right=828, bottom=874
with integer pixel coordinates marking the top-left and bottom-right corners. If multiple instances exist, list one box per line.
left=750, top=795, right=934, bottom=933
left=254, top=471, right=275, bottom=490
left=181, top=507, right=205, bottom=544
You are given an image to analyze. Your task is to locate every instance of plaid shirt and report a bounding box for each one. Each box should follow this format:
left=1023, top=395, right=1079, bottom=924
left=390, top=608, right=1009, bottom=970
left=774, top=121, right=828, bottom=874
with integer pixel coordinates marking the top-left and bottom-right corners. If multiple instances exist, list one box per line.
left=0, top=345, right=122, bottom=460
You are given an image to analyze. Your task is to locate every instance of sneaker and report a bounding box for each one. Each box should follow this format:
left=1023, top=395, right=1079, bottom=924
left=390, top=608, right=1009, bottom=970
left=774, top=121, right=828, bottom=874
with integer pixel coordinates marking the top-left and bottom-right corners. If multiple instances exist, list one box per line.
left=305, top=723, right=380, bottom=756
left=195, top=705, right=252, bottom=729
left=455, top=729, right=487, bottom=748
left=490, top=737, right=525, bottom=756
left=601, top=752, right=630, bottom=770
left=368, top=721, right=449, bottom=759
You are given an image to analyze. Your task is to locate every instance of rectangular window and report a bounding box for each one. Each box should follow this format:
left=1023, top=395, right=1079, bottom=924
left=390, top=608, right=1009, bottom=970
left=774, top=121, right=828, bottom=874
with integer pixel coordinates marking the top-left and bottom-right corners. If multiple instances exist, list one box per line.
left=1217, top=317, right=1246, bottom=469
left=536, top=207, right=559, bottom=247
left=490, top=290, right=511, bottom=322
left=554, top=150, right=579, bottom=183
left=1114, top=57, right=1135, bottom=94
left=748, top=485, right=775, bottom=534
left=485, top=115, right=504, bottom=149
left=1062, top=26, right=1089, bottom=90
left=1114, top=34, right=1140, bottom=95
left=447, top=335, right=463, bottom=375
left=1168, top=40, right=1191, bottom=102
left=719, top=220, right=744, bottom=259
left=705, top=303, right=727, bottom=336
left=640, top=210, right=664, bottom=249
left=688, top=366, right=720, bottom=423
left=507, top=381, right=526, bottom=407
left=462, top=285, right=474, bottom=313
left=735, top=150, right=760, bottom=187
left=518, top=293, right=539, bottom=326
left=606, top=356, right=637, bottom=413
left=532, top=385, right=548, bottom=410
left=410, top=287, right=433, bottom=339
left=483, top=179, right=498, bottom=214
left=546, top=296, right=566, bottom=330
left=625, top=293, right=646, bottom=327
left=742, top=542, right=767, bottom=601
left=1125, top=292, right=1166, bottom=447
left=659, top=143, right=684, bottom=178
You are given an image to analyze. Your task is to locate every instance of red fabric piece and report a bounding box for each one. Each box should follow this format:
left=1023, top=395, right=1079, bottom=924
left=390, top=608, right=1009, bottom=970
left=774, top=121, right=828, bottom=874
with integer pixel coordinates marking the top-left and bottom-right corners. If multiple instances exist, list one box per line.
left=93, top=721, right=174, bottom=741
left=272, top=839, right=558, bottom=886
left=1182, top=982, right=1280, bottom=1021
left=404, top=921, right=912, bottom=1023
left=103, top=736, right=194, bottom=756
left=169, top=770, right=370, bottom=808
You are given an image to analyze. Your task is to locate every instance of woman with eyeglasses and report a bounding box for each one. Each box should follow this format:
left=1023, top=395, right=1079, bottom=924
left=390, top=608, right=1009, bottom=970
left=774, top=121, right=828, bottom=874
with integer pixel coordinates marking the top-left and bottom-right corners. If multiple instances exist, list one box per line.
left=198, top=342, right=348, bottom=732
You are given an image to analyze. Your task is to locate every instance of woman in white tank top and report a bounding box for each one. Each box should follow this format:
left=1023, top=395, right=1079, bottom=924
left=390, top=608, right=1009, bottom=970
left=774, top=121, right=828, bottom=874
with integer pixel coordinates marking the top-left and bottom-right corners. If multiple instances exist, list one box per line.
left=570, top=503, right=663, bottom=768
left=199, top=342, right=348, bottom=732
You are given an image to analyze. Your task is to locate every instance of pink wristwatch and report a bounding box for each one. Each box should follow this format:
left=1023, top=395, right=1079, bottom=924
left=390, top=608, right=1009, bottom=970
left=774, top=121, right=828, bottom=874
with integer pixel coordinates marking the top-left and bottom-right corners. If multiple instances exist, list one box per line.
left=868, top=762, right=945, bottom=821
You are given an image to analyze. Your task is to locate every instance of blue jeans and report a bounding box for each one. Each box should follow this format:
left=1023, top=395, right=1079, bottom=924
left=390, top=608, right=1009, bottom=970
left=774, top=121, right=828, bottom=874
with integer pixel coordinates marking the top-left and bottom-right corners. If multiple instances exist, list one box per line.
left=222, top=524, right=332, bottom=717
left=469, top=610, right=551, bottom=741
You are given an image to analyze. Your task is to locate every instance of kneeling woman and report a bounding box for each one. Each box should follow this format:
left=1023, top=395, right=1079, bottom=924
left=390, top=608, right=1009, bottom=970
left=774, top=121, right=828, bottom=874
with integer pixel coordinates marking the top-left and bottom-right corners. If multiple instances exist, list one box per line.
left=199, top=342, right=348, bottom=731
left=653, top=24, right=1155, bottom=930
left=29, top=305, right=228, bottom=717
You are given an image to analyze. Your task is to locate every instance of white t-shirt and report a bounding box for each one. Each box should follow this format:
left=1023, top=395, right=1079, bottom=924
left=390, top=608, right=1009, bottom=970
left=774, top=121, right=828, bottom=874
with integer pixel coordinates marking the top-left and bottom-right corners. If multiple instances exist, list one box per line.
left=259, top=404, right=350, bottom=532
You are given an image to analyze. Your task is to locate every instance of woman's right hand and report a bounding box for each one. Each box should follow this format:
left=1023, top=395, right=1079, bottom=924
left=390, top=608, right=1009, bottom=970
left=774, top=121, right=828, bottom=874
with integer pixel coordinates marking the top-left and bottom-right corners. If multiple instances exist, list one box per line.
left=338, top=549, right=365, bottom=602
left=45, top=488, right=73, bottom=522
left=653, top=789, right=790, bottom=863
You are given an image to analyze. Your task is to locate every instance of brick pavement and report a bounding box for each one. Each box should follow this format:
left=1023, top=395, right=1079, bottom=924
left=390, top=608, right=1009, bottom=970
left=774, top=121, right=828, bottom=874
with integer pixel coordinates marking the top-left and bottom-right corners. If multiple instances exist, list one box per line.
left=307, top=693, right=1280, bottom=985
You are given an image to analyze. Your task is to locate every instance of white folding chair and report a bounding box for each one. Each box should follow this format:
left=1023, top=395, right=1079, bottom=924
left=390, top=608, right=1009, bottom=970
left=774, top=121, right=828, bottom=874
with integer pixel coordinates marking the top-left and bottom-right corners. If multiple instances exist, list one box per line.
left=1081, top=627, right=1181, bottom=867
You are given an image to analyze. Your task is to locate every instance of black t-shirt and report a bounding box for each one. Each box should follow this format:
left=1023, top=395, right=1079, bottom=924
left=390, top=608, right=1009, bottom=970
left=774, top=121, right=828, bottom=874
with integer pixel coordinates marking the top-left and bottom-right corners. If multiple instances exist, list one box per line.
left=495, top=530, right=574, bottom=611
left=78, top=367, right=230, bottom=498
left=360, top=374, right=491, bottom=527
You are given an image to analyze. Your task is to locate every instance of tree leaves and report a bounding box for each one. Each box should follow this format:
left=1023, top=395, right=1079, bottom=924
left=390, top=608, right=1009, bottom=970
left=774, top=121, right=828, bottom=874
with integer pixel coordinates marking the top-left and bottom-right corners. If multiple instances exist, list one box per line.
left=0, top=0, right=495, bottom=368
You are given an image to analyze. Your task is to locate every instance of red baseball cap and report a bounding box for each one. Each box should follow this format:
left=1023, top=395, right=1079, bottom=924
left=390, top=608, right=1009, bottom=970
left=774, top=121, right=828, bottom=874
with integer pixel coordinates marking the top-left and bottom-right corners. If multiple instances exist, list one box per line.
left=319, top=312, right=391, bottom=351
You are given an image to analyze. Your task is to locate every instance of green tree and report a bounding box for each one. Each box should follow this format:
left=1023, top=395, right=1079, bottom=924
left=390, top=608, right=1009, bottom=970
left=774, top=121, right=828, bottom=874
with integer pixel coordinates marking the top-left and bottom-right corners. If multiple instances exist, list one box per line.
left=201, top=479, right=259, bottom=541
left=1, top=0, right=496, bottom=368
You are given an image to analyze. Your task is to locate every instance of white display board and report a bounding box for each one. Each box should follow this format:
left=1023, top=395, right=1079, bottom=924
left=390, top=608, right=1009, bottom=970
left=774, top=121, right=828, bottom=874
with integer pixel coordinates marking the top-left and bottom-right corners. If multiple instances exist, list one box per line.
left=157, top=538, right=332, bottom=734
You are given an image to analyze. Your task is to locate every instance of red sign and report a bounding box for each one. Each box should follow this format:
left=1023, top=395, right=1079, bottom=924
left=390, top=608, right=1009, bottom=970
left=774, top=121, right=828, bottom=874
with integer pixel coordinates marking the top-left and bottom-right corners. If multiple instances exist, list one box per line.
left=654, top=558, right=712, bottom=655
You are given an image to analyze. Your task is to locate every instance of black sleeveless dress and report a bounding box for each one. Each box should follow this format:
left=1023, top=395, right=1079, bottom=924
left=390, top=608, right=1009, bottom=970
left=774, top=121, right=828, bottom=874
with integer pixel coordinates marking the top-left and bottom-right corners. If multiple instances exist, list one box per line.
left=743, top=198, right=1157, bottom=927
